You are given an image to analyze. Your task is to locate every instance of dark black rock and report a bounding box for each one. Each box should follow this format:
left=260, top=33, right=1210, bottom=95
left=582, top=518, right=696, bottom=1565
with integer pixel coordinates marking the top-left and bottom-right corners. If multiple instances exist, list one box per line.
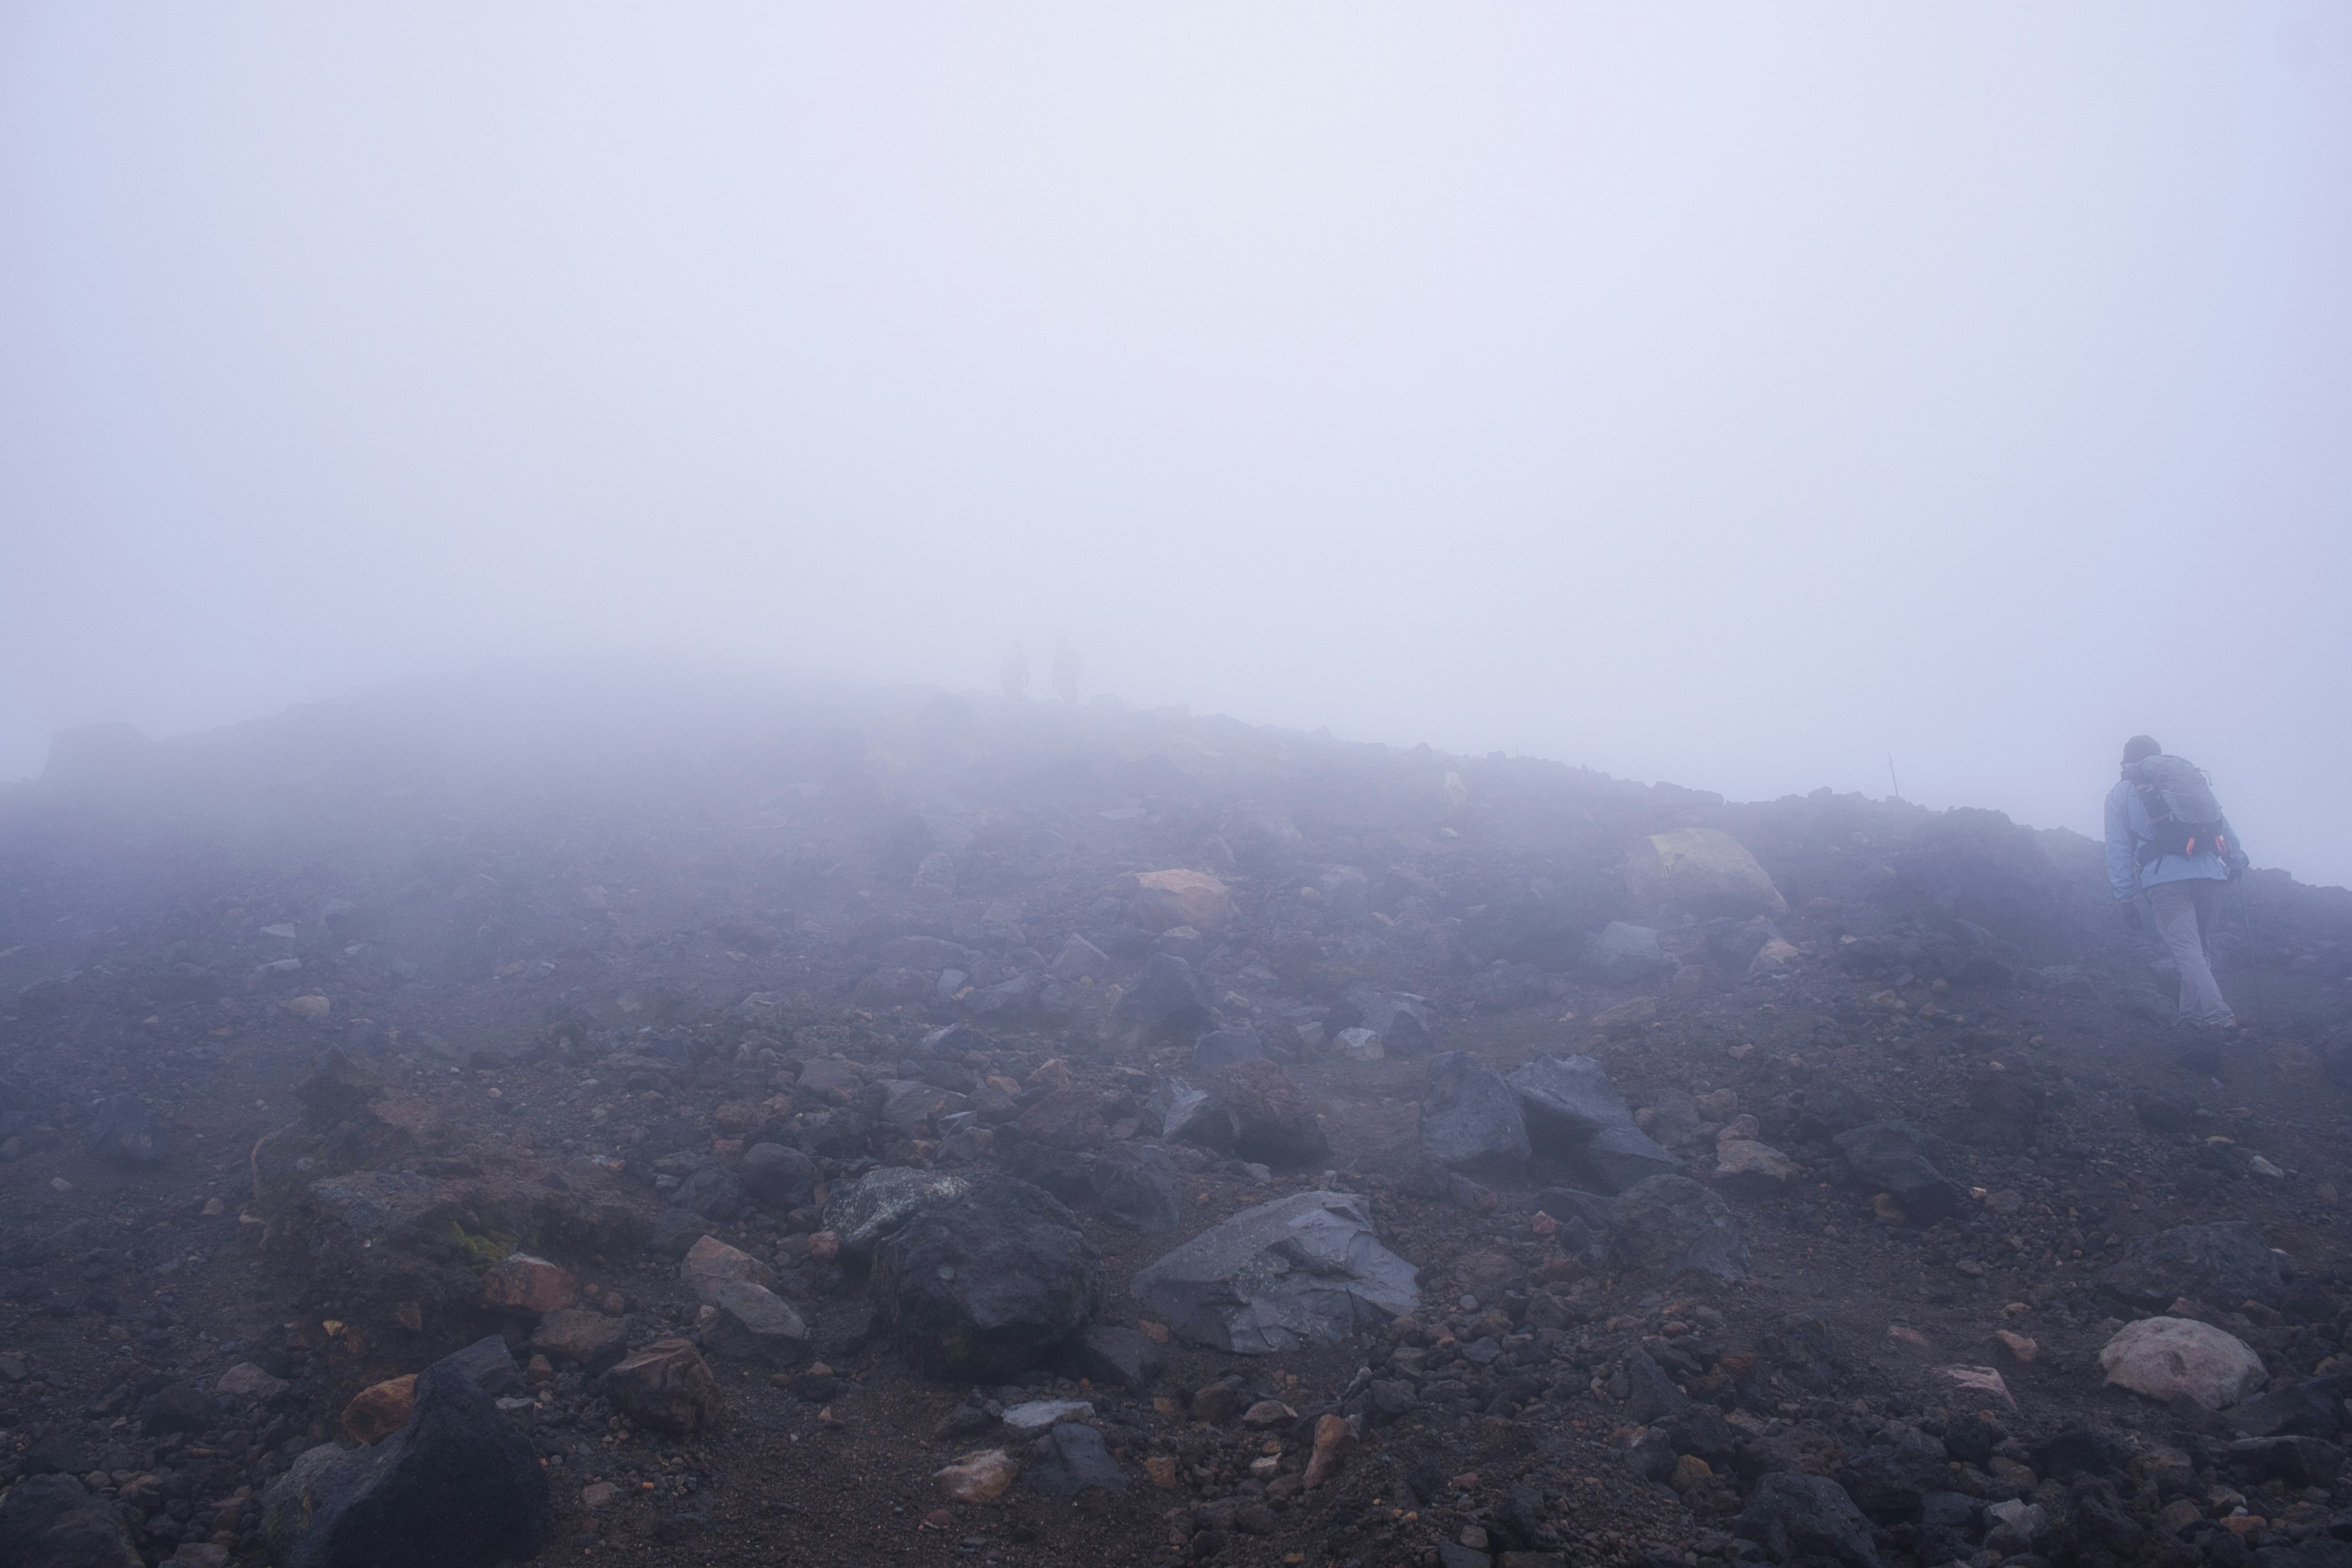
left=1659, top=1403, right=1737, bottom=1461
left=2222, top=1436, right=2347, bottom=1490
left=671, top=1164, right=749, bottom=1220
left=1507, top=1055, right=1678, bottom=1193
left=1089, top=1144, right=1182, bottom=1232
left=2098, top=1221, right=2285, bottom=1312
left=1191, top=1029, right=1264, bottom=1074
left=138, top=1380, right=217, bottom=1435
left=1215, top=1061, right=1329, bottom=1169
left=2133, top=1088, right=2197, bottom=1132
left=81, top=1095, right=164, bottom=1167
left=1833, top=1120, right=1960, bottom=1223
left=869, top=1172, right=1104, bottom=1379
left=1735, top=1471, right=1879, bottom=1567
left=1020, top=1422, right=1127, bottom=1494
left=649, top=1207, right=714, bottom=1257
left=2227, top=1375, right=2350, bottom=1440
left=1065, top=1325, right=1163, bottom=1390
left=1114, top=954, right=1215, bottom=1037
left=282, top=1359, right=549, bottom=1568
left=2030, top=1425, right=2132, bottom=1482
left=439, top=1335, right=524, bottom=1396
left=1789, top=1081, right=1883, bottom=1142
left=0, top=1472, right=139, bottom=1567
left=1419, top=1051, right=1529, bottom=1169
left=20, top=1434, right=93, bottom=1477
left=1941, top=1414, right=1997, bottom=1466
left=1606, top=1174, right=1749, bottom=1283
left=1838, top=1430, right=1951, bottom=1518
left=1620, top=1349, right=1687, bottom=1424
left=740, top=1143, right=818, bottom=1210
left=1917, top=1491, right=1980, bottom=1566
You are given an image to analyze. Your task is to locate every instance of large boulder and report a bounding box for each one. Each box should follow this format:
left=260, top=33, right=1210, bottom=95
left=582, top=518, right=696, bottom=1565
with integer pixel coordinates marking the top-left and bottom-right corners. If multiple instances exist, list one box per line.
left=1417, top=1052, right=1529, bottom=1169
left=1607, top=1175, right=1751, bottom=1283
left=1833, top=1121, right=1960, bottom=1223
left=277, top=1356, right=548, bottom=1568
left=0, top=1473, right=140, bottom=1567
left=1507, top=1055, right=1678, bottom=1193
left=1623, top=828, right=1787, bottom=918
left=867, top=1172, right=1104, bottom=1379
left=2098, top=1221, right=2285, bottom=1313
left=1736, top=1472, right=1879, bottom=1567
left=1130, top=1189, right=1420, bottom=1354
left=2100, top=1317, right=2268, bottom=1410
left=1127, top=869, right=1233, bottom=934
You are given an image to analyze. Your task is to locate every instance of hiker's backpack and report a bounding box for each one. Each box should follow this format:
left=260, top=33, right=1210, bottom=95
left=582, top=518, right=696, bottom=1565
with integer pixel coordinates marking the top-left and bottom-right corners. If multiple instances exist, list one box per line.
left=2127, top=754, right=2232, bottom=865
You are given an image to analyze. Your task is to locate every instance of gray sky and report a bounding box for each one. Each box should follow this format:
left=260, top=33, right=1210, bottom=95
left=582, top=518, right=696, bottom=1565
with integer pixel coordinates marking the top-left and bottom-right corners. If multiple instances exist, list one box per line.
left=5, top=5, right=2348, bottom=884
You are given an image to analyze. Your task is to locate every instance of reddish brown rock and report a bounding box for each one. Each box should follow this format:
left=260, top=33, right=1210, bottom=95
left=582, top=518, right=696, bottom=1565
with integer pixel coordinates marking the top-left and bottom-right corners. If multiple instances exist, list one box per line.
left=481, top=1253, right=579, bottom=1315
left=597, top=1339, right=723, bottom=1434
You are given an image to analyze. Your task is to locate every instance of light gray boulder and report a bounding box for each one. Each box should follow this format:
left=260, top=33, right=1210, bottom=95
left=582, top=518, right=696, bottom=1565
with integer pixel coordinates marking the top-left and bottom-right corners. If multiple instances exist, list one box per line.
left=1131, top=1190, right=1419, bottom=1354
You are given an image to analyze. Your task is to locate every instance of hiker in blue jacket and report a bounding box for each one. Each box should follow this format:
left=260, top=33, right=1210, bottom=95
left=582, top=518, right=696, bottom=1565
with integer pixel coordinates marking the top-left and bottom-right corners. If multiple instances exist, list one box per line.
left=2104, top=734, right=2244, bottom=1028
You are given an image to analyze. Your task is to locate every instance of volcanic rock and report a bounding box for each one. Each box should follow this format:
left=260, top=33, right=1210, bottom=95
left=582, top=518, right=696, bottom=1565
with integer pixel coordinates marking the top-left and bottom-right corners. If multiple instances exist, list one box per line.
left=1130, top=1189, right=1419, bottom=1353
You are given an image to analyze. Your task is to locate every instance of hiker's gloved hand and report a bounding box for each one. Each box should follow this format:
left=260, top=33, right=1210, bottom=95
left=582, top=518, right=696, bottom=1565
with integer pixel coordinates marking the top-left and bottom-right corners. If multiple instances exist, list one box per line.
left=2119, top=902, right=2143, bottom=931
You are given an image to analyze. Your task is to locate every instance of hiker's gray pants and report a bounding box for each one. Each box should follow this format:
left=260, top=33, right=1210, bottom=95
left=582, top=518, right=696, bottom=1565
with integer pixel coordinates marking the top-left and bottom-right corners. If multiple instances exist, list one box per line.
left=2146, top=879, right=2232, bottom=1025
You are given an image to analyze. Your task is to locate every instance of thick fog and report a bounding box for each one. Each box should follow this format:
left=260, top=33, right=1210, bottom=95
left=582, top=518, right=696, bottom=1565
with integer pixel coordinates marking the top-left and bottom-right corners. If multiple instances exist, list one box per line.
left=4, top=6, right=2347, bottom=884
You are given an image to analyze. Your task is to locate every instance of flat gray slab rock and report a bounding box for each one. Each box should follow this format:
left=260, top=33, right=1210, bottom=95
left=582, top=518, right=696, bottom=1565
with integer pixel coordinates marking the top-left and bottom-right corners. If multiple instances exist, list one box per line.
left=1130, top=1189, right=1419, bottom=1354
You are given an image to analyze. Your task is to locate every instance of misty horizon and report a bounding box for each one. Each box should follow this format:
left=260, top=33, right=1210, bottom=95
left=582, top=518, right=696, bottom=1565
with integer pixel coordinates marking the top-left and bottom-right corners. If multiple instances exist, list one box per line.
left=6, top=6, right=2348, bottom=885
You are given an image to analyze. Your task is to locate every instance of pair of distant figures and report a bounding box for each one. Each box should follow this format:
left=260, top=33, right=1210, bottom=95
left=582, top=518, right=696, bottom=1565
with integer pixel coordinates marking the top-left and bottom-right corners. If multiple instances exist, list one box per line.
left=1001, top=638, right=1080, bottom=704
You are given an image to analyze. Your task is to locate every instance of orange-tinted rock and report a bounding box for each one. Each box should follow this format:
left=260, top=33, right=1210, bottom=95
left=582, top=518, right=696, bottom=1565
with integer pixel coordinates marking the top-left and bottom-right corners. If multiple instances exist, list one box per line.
left=1128, top=869, right=1233, bottom=933
left=1303, top=1414, right=1355, bottom=1489
left=482, top=1253, right=579, bottom=1315
left=342, top=1374, right=417, bottom=1444
left=932, top=1448, right=1019, bottom=1503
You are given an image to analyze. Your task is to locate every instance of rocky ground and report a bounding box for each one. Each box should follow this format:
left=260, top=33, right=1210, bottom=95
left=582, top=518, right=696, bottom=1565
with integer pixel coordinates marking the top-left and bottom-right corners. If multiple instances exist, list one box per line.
left=2, top=672, right=2351, bottom=1568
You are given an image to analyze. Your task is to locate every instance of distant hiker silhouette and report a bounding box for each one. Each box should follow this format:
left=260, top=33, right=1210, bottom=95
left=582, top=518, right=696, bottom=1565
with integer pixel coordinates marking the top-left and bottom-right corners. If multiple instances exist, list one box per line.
left=1000, top=641, right=1029, bottom=701
left=1052, top=638, right=1080, bottom=704
left=2103, top=734, right=2246, bottom=1028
